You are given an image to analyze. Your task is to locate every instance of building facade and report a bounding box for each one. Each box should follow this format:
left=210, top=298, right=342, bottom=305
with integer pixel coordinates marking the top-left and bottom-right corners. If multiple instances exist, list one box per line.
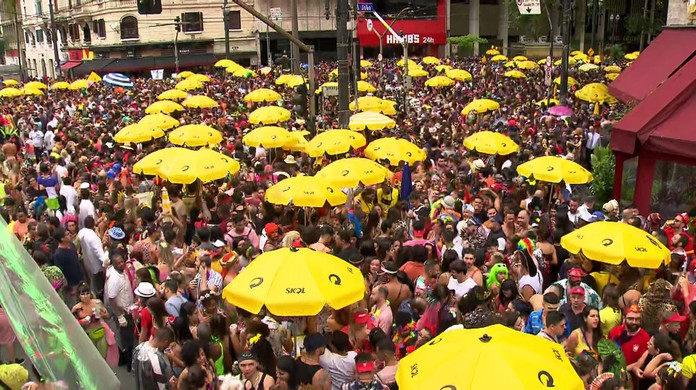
left=1, top=0, right=23, bottom=67
left=19, top=0, right=59, bottom=78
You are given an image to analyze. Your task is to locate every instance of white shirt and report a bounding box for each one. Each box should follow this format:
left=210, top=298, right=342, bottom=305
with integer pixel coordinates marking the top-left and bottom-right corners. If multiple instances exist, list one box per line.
left=518, top=273, right=543, bottom=295
left=320, top=349, right=357, bottom=390
left=43, top=130, right=55, bottom=151
left=77, top=228, right=107, bottom=276
left=586, top=132, right=601, bottom=150
left=60, top=184, right=78, bottom=213
left=29, top=129, right=44, bottom=148
left=447, top=276, right=477, bottom=300
left=105, top=266, right=133, bottom=313
left=78, top=199, right=96, bottom=229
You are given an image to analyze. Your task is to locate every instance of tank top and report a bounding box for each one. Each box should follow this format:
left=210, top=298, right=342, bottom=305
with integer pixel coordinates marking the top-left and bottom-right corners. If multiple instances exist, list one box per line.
left=213, top=339, right=225, bottom=376
left=570, top=328, right=592, bottom=357
left=295, top=358, right=322, bottom=386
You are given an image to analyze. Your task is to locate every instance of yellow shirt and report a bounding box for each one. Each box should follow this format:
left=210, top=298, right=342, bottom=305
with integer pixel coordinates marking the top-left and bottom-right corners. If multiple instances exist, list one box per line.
left=600, top=306, right=622, bottom=336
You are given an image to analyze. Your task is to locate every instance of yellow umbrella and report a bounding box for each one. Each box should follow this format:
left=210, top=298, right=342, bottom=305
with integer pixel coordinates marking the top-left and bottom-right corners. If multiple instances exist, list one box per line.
left=445, top=69, right=472, bottom=81
left=349, top=96, right=395, bottom=115
left=578, top=63, right=600, bottom=72
left=422, top=56, right=441, bottom=65
left=570, top=50, right=584, bottom=56
left=435, top=65, right=451, bottom=72
left=249, top=106, right=292, bottom=125
left=21, top=88, right=43, bottom=96
left=461, top=99, right=500, bottom=115
left=259, top=66, right=273, bottom=75
left=516, top=155, right=593, bottom=184
left=575, top=83, right=618, bottom=104
left=188, top=73, right=210, bottom=83
left=425, top=76, right=455, bottom=88
left=328, top=69, right=368, bottom=80
left=221, top=247, right=364, bottom=316
left=157, top=89, right=189, bottom=101
left=504, top=70, right=526, bottom=79
left=139, top=113, right=180, bottom=130
left=537, top=58, right=549, bottom=65
left=244, top=88, right=282, bottom=103
left=535, top=98, right=560, bottom=106
left=305, top=129, right=366, bottom=157
left=157, top=148, right=239, bottom=184
left=176, top=71, right=194, bottom=79
left=214, top=59, right=239, bottom=68
left=168, top=124, right=223, bottom=147
left=182, top=95, right=219, bottom=109
left=50, top=82, right=71, bottom=90
left=561, top=221, right=671, bottom=268
left=624, top=51, right=640, bottom=60
left=3, top=80, right=18, bottom=86
left=113, top=124, right=165, bottom=144
left=463, top=131, right=519, bottom=155
left=397, top=58, right=418, bottom=67
left=554, top=76, right=577, bottom=86
left=133, top=147, right=193, bottom=176
left=396, top=324, right=584, bottom=390
left=275, top=74, right=304, bottom=87
left=365, top=137, right=426, bottom=166
left=88, top=72, right=102, bottom=82
left=490, top=54, right=508, bottom=62
left=175, top=79, right=203, bottom=91
left=573, top=53, right=590, bottom=63
left=360, top=59, right=373, bottom=68
left=504, top=61, right=517, bottom=68
left=282, top=131, right=309, bottom=152
left=315, top=82, right=338, bottom=95
left=349, top=111, right=396, bottom=131
left=604, top=65, right=622, bottom=73
left=25, top=81, right=47, bottom=90
left=606, top=72, right=619, bottom=81
left=145, top=100, right=184, bottom=114
left=512, top=55, right=528, bottom=62
left=230, top=68, right=257, bottom=78
left=317, top=157, right=391, bottom=187
left=516, top=60, right=539, bottom=70
left=242, top=126, right=293, bottom=148
left=485, top=48, right=500, bottom=55
left=69, top=79, right=91, bottom=90
left=0, top=88, right=22, bottom=98
left=265, top=176, right=347, bottom=207
left=356, top=80, right=377, bottom=93
left=407, top=68, right=429, bottom=78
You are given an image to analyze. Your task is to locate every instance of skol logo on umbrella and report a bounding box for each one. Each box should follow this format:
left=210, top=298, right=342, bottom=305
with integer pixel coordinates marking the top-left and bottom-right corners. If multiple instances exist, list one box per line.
left=285, top=287, right=305, bottom=294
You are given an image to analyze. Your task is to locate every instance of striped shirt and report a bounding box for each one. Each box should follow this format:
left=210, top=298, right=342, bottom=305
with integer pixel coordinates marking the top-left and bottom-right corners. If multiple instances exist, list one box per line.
left=192, top=269, right=223, bottom=293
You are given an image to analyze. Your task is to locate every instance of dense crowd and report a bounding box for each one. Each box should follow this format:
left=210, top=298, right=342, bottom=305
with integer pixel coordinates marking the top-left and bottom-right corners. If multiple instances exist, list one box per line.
left=0, top=52, right=693, bottom=390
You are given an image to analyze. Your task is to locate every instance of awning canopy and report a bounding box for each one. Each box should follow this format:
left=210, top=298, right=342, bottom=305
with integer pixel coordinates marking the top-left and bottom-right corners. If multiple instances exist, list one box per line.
left=60, top=61, right=81, bottom=71
left=608, top=29, right=696, bottom=104
left=611, top=28, right=696, bottom=160
left=94, top=53, right=218, bottom=74
left=72, top=59, right=115, bottom=76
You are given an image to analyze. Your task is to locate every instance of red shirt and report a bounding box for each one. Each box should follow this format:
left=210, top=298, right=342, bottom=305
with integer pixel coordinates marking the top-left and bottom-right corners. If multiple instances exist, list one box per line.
left=608, top=324, right=650, bottom=366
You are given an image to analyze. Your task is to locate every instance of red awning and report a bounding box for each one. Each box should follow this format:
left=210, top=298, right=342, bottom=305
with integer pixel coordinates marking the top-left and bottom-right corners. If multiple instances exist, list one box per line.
left=608, top=29, right=696, bottom=104
left=60, top=60, right=82, bottom=71
left=611, top=47, right=696, bottom=159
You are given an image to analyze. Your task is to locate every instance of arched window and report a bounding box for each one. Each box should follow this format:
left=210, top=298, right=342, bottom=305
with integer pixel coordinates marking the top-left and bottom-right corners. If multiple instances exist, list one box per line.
left=40, top=59, right=46, bottom=78
left=49, top=59, right=54, bottom=78
left=82, top=24, right=91, bottom=43
left=120, top=16, right=139, bottom=40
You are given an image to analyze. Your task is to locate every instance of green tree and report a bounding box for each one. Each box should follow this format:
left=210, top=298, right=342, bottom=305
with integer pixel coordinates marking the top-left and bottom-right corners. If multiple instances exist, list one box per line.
left=448, top=35, right=488, bottom=57
left=590, top=146, right=616, bottom=204
left=504, top=0, right=557, bottom=40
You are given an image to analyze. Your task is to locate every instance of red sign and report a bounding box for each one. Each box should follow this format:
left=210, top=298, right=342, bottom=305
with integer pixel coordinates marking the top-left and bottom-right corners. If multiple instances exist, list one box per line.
left=356, top=17, right=446, bottom=47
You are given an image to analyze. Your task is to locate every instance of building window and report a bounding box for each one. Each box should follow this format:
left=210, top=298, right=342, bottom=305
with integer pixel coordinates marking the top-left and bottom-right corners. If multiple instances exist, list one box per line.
left=49, top=59, right=54, bottom=78
left=46, top=30, right=52, bottom=45
left=181, top=12, right=203, bottom=33
left=35, top=29, right=44, bottom=44
left=40, top=59, right=46, bottom=78
left=226, top=10, right=241, bottom=30
left=36, top=0, right=43, bottom=16
left=93, top=19, right=106, bottom=38
left=82, top=24, right=91, bottom=42
left=120, top=16, right=139, bottom=40
left=69, top=23, right=80, bottom=41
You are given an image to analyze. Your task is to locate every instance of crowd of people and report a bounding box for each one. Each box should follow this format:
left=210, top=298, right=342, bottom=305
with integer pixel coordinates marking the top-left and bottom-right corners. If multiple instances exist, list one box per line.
left=0, top=51, right=694, bottom=390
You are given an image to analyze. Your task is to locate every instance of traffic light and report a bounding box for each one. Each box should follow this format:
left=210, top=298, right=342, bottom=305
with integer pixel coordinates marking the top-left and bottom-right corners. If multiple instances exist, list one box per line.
left=292, top=84, right=308, bottom=118
left=174, top=16, right=181, bottom=32
left=137, top=0, right=162, bottom=14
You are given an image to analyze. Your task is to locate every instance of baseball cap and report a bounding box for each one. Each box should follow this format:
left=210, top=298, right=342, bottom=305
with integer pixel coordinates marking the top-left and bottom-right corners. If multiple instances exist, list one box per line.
left=265, top=223, right=279, bottom=235
left=568, top=267, right=584, bottom=279
left=570, top=286, right=585, bottom=296
left=356, top=360, right=376, bottom=374
left=663, top=312, right=687, bottom=324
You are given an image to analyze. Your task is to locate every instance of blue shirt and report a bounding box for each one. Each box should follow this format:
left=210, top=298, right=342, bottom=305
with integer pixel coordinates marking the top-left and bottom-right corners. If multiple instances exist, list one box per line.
left=525, top=309, right=545, bottom=335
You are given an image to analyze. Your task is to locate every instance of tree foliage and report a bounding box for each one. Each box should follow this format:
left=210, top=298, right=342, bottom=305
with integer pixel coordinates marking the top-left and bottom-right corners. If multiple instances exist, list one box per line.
left=504, top=0, right=557, bottom=40
left=590, top=146, right=616, bottom=204
left=448, top=35, right=488, bottom=56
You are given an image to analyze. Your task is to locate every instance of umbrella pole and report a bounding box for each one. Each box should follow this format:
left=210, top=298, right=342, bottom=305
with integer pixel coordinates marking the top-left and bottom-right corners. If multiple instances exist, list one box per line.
left=548, top=183, right=554, bottom=212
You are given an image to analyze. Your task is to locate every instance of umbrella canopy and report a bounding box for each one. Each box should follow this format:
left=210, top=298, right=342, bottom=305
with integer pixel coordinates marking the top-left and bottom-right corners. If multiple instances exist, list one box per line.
left=360, top=59, right=372, bottom=68
left=168, top=124, right=223, bottom=147
left=461, top=99, right=500, bottom=115
left=24, top=81, right=47, bottom=90
left=248, top=106, right=292, bottom=125
left=425, top=76, right=455, bottom=87
left=408, top=68, right=429, bottom=78
left=435, top=65, right=452, bottom=72
left=575, top=83, right=618, bottom=104
left=175, top=79, right=203, bottom=91
left=133, top=147, right=193, bottom=176
left=504, top=70, right=526, bottom=79
left=422, top=56, right=441, bottom=65
left=69, top=79, right=91, bottom=90
left=554, top=57, right=577, bottom=66
left=103, top=73, right=134, bottom=88
left=315, top=82, right=338, bottom=95
left=463, top=131, right=519, bottom=155
left=275, top=74, right=305, bottom=87
left=317, top=158, right=392, bottom=187
left=625, top=51, right=640, bottom=60
left=397, top=58, right=418, bottom=67
left=490, top=54, right=508, bottom=62
left=561, top=221, right=671, bottom=268
left=396, top=324, right=583, bottom=390
left=242, top=126, right=293, bottom=148
left=516, top=60, right=539, bottom=70
left=214, top=59, right=239, bottom=68
left=145, top=100, right=184, bottom=114
left=365, top=137, right=426, bottom=166
left=548, top=106, right=574, bottom=117
left=229, top=68, right=257, bottom=78
left=21, top=88, right=43, bottom=96
left=579, top=63, right=600, bottom=72
left=329, top=69, right=369, bottom=80
left=356, top=80, right=377, bottom=93
left=516, top=156, right=593, bottom=184
left=156, top=148, right=239, bottom=184
left=535, top=98, right=559, bottom=106
left=182, top=95, right=219, bottom=109
left=243, top=88, right=282, bottom=103
left=348, top=111, right=396, bottom=131
left=113, top=124, right=165, bottom=144
left=486, top=48, right=500, bottom=55
left=187, top=74, right=210, bottom=83
left=512, top=55, right=528, bottom=61
left=3, top=80, right=18, bottom=86
left=305, top=129, right=366, bottom=157
left=139, top=113, right=180, bottom=130
left=87, top=72, right=102, bottom=82
left=176, top=71, right=194, bottom=79
left=349, top=96, right=396, bottom=115
left=604, top=65, right=622, bottom=73
left=554, top=76, right=577, bottom=86
left=157, top=89, right=189, bottom=101
left=0, top=88, right=22, bottom=98
left=282, top=131, right=310, bottom=152
left=606, top=72, right=619, bottom=81
left=445, top=69, right=472, bottom=81
left=50, top=82, right=71, bottom=90
left=266, top=176, right=348, bottom=207
left=221, top=247, right=364, bottom=316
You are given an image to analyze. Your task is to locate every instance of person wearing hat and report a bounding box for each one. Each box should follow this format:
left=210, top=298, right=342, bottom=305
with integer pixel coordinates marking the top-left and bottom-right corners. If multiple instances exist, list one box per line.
left=559, top=286, right=588, bottom=334
left=260, top=222, right=280, bottom=253
left=609, top=305, right=651, bottom=370
left=219, top=251, right=241, bottom=287
left=295, top=333, right=331, bottom=389
left=343, top=352, right=382, bottom=390
left=237, top=351, right=275, bottom=390
left=549, top=267, right=602, bottom=309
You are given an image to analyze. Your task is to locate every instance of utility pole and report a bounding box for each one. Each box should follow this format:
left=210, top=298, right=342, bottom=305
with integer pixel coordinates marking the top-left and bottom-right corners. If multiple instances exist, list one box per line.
left=266, top=2, right=272, bottom=66
left=402, top=39, right=409, bottom=117
left=47, top=0, right=61, bottom=78
left=224, top=0, right=230, bottom=58
left=174, top=16, right=181, bottom=73
left=336, top=0, right=351, bottom=127
left=590, top=0, right=598, bottom=52
left=13, top=11, right=24, bottom=82
left=290, top=0, right=301, bottom=73
left=351, top=0, right=360, bottom=112
left=558, top=0, right=571, bottom=105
